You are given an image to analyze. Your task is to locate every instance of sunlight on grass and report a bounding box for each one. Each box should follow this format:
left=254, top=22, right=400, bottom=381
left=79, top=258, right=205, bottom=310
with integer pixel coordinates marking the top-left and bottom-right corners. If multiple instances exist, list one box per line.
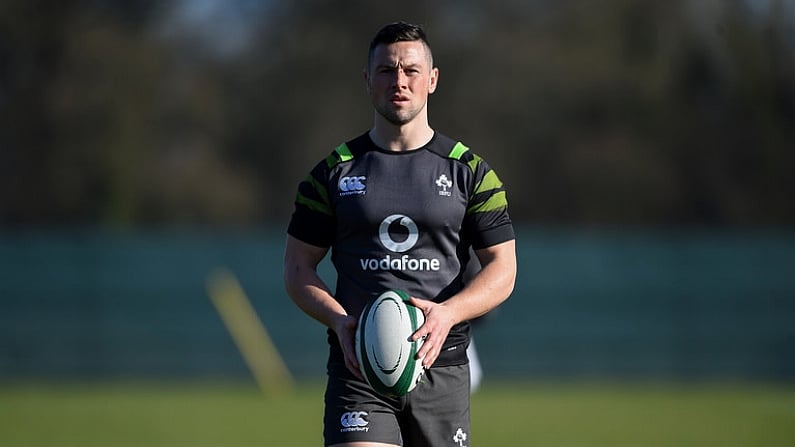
left=1, top=380, right=793, bottom=447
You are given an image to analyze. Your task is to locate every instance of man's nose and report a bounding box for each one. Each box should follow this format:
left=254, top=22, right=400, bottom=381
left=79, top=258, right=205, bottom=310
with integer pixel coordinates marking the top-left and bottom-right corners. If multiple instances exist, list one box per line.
left=394, top=69, right=408, bottom=88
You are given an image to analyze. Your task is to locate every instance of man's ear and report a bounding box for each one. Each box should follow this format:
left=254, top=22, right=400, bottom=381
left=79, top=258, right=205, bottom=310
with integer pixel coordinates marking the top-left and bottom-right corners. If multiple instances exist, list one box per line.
left=428, top=67, right=439, bottom=94
left=363, top=68, right=371, bottom=94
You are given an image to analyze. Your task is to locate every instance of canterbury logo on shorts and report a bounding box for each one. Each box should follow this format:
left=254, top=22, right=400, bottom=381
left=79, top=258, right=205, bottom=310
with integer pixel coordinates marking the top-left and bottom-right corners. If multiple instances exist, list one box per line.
left=340, top=411, right=370, bottom=433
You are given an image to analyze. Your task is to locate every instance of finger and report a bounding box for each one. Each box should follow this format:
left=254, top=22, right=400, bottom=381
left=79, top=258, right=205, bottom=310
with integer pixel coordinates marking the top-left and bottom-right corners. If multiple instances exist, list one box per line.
left=347, top=350, right=360, bottom=370
left=411, top=326, right=428, bottom=342
left=343, top=345, right=363, bottom=380
left=420, top=343, right=439, bottom=369
left=348, top=364, right=363, bottom=380
left=416, top=331, right=438, bottom=362
left=347, top=360, right=363, bottom=380
left=347, top=349, right=361, bottom=373
left=422, top=355, right=433, bottom=369
left=408, top=296, right=431, bottom=313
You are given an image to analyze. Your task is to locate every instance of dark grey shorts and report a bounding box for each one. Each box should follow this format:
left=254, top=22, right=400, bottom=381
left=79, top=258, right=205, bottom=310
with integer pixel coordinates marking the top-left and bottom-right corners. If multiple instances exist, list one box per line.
left=324, top=364, right=471, bottom=447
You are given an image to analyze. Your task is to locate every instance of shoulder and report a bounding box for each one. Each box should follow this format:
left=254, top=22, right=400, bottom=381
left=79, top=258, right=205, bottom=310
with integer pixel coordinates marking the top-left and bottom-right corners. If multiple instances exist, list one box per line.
left=426, top=133, right=490, bottom=174
left=426, top=133, right=464, bottom=159
left=322, top=133, right=373, bottom=169
left=428, top=134, right=510, bottom=209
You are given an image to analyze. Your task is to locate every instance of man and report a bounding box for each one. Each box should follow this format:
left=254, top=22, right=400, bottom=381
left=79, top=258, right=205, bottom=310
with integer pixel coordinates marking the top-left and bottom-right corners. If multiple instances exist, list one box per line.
left=284, top=22, right=517, bottom=447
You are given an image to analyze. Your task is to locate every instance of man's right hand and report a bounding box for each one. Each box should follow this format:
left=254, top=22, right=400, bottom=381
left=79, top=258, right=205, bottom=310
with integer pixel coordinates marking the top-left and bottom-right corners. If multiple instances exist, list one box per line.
left=333, top=314, right=363, bottom=380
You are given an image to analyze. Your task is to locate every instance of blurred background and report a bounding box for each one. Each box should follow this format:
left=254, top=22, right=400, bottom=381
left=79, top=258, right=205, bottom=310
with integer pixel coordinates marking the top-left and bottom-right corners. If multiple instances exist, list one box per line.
left=1, top=0, right=794, bottom=445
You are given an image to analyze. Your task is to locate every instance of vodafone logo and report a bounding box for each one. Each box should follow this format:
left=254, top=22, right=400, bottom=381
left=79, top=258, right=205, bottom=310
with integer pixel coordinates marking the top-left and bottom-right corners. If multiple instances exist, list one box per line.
left=379, top=214, right=418, bottom=253
left=359, top=214, right=441, bottom=272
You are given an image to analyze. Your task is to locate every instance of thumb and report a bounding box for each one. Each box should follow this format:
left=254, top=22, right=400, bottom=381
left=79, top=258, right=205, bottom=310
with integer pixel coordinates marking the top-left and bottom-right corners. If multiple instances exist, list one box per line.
left=408, top=296, right=428, bottom=311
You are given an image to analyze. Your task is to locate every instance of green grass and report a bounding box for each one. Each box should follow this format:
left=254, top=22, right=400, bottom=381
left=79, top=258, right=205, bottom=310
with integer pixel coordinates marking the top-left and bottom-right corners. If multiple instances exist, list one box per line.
left=1, top=380, right=793, bottom=446
left=472, top=381, right=795, bottom=447
left=0, top=381, right=323, bottom=447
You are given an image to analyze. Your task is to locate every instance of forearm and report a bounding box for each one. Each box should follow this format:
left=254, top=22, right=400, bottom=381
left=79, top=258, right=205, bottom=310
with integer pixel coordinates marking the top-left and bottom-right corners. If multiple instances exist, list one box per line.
left=442, top=240, right=517, bottom=325
left=283, top=235, right=349, bottom=330
left=283, top=235, right=363, bottom=378
left=284, top=264, right=347, bottom=330
left=410, top=240, right=516, bottom=368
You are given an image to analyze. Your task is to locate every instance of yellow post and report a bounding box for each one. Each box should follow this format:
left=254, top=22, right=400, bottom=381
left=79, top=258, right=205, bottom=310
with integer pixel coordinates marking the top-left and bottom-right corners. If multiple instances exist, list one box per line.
left=207, top=268, right=293, bottom=397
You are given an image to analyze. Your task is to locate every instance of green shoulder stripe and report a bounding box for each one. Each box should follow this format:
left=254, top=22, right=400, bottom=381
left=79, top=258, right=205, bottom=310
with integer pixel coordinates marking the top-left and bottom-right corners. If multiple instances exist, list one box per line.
left=448, top=142, right=470, bottom=160
left=295, top=172, right=332, bottom=216
left=296, top=192, right=332, bottom=216
left=309, top=174, right=330, bottom=206
left=468, top=190, right=508, bottom=214
left=335, top=143, right=354, bottom=161
left=326, top=143, right=354, bottom=168
left=475, top=169, right=504, bottom=195
left=467, top=153, right=482, bottom=172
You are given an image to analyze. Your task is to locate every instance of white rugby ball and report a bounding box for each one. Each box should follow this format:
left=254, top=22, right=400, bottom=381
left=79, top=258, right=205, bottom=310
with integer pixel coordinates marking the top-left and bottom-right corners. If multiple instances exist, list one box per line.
left=355, top=289, right=426, bottom=397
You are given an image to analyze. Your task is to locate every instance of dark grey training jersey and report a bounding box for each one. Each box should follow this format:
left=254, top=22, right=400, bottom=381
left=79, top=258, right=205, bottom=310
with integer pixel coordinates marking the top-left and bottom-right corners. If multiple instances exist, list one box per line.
left=288, top=132, right=514, bottom=367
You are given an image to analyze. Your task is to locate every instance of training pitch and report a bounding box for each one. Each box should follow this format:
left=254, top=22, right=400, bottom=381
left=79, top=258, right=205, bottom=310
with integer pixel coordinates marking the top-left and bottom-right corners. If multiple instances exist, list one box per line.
left=1, top=380, right=793, bottom=446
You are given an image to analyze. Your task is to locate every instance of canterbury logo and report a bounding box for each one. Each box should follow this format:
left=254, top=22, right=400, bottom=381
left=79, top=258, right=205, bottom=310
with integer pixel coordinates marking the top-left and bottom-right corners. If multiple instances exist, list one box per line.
left=340, top=411, right=369, bottom=428
left=339, top=176, right=366, bottom=196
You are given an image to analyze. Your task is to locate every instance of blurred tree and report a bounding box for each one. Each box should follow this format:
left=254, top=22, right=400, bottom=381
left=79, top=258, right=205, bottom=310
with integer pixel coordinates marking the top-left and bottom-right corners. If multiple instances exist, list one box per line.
left=1, top=1, right=78, bottom=224
left=0, top=0, right=793, bottom=227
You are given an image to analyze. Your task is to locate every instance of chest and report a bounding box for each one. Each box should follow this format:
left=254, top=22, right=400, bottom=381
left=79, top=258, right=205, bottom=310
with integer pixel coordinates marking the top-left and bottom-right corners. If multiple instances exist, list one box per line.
left=329, top=152, right=471, bottom=234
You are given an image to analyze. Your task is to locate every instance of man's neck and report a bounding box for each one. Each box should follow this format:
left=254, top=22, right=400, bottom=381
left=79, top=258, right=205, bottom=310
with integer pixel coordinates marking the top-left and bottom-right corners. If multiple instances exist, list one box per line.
left=369, top=117, right=434, bottom=152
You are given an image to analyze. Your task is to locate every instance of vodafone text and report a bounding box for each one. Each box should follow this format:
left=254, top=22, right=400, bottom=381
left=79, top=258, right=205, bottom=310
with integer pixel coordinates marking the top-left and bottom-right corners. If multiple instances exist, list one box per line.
left=359, top=254, right=441, bottom=271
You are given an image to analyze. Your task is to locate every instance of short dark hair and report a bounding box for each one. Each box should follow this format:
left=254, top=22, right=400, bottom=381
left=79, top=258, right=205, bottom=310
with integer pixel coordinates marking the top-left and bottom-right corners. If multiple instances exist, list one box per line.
left=367, top=22, right=433, bottom=69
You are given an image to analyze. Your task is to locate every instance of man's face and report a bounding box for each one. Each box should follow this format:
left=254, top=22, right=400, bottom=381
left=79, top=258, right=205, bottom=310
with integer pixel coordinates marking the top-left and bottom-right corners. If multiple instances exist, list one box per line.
left=365, top=40, right=439, bottom=126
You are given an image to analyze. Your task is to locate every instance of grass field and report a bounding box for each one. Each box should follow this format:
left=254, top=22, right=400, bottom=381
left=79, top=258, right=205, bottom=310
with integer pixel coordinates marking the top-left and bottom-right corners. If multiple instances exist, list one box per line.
left=1, top=380, right=793, bottom=446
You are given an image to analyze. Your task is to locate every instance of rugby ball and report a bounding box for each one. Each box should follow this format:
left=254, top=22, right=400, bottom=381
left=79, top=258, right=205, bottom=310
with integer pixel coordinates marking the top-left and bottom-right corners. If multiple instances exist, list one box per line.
left=355, top=289, right=426, bottom=397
